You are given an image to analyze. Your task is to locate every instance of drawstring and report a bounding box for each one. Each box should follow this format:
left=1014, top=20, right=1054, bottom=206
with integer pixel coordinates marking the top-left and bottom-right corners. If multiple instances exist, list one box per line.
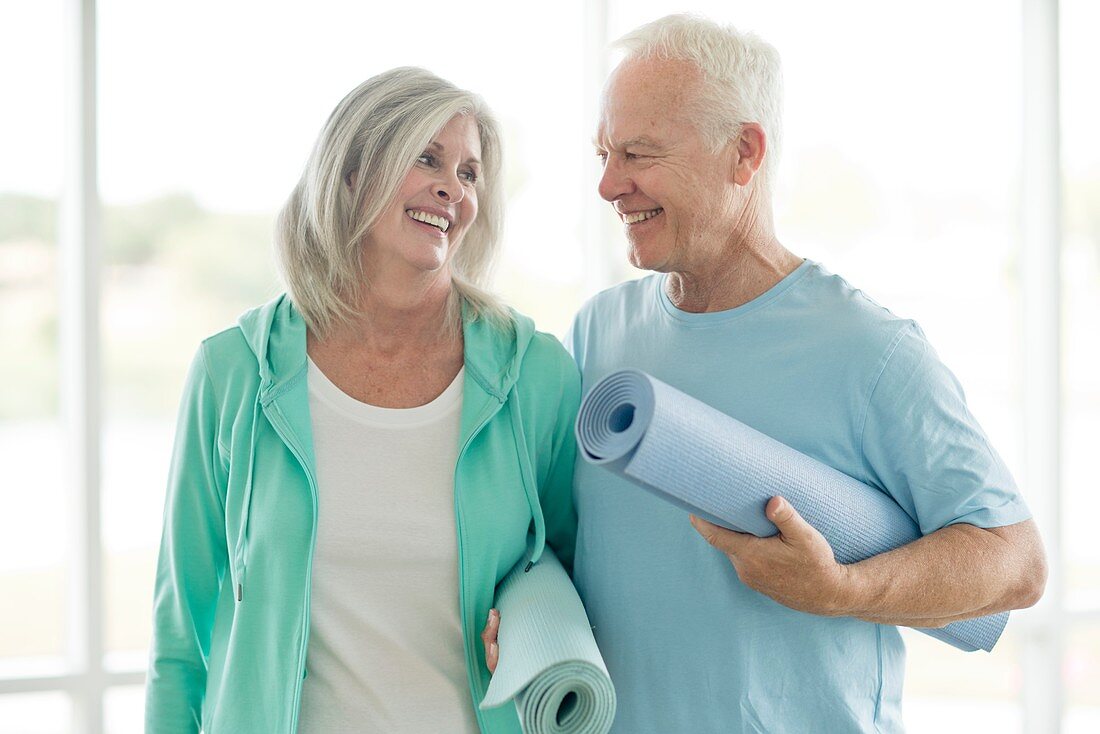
left=508, top=385, right=545, bottom=573
left=233, top=391, right=263, bottom=602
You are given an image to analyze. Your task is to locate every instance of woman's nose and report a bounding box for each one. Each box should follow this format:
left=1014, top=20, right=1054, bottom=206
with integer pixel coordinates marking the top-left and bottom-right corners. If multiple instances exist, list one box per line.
left=433, top=172, right=465, bottom=204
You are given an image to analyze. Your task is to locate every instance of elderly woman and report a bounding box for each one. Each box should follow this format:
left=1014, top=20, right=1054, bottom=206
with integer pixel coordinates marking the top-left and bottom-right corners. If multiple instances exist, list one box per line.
left=145, top=67, right=580, bottom=734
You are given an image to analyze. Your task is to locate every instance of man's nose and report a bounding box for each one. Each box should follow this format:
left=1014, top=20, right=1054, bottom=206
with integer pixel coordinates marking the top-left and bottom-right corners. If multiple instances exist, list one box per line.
left=597, top=156, right=633, bottom=202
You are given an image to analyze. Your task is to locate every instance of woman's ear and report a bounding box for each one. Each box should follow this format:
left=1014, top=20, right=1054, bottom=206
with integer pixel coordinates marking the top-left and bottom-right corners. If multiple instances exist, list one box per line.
left=732, top=123, right=767, bottom=187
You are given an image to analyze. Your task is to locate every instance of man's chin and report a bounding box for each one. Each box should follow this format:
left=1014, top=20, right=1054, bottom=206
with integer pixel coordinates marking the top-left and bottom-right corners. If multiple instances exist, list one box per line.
left=627, top=243, right=670, bottom=273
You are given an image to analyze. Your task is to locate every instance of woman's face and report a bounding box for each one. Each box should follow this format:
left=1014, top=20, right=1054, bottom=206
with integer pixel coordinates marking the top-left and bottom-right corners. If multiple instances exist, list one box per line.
left=361, top=114, right=482, bottom=280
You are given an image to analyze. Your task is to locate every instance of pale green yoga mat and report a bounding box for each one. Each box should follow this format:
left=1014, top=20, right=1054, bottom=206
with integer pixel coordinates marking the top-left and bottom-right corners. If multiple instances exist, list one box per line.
left=479, top=546, right=616, bottom=734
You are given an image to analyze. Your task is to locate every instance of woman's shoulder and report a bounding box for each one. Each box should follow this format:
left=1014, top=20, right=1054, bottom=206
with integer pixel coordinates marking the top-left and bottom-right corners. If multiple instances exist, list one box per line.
left=505, top=305, right=575, bottom=374
left=195, top=294, right=291, bottom=378
left=190, top=322, right=263, bottom=396
left=525, top=328, right=574, bottom=366
left=518, top=327, right=581, bottom=401
left=198, top=325, right=256, bottom=368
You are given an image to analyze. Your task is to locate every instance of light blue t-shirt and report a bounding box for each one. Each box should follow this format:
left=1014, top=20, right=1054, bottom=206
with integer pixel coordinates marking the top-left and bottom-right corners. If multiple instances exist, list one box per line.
left=567, top=260, right=1030, bottom=734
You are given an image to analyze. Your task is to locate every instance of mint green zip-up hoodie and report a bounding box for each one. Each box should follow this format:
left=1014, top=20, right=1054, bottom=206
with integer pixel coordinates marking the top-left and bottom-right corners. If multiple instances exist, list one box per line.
left=145, top=294, right=581, bottom=733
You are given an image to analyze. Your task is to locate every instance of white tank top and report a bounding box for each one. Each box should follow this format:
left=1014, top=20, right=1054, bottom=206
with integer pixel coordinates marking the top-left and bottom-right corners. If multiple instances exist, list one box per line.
left=296, top=358, right=478, bottom=733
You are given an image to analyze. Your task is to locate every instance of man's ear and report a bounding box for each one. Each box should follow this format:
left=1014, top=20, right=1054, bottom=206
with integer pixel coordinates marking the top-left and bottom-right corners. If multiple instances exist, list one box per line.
left=732, top=123, right=767, bottom=187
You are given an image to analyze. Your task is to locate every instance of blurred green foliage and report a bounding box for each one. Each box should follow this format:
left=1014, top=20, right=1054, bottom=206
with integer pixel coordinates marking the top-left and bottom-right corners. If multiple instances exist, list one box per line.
left=103, top=193, right=204, bottom=266
left=0, top=193, right=55, bottom=243
left=0, top=192, right=278, bottom=420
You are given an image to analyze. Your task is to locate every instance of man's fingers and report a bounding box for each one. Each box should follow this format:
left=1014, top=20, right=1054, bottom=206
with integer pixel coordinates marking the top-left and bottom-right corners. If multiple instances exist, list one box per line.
left=692, top=500, right=814, bottom=550
left=766, top=496, right=793, bottom=524
left=690, top=515, right=752, bottom=554
left=689, top=515, right=721, bottom=546
left=766, top=496, right=814, bottom=544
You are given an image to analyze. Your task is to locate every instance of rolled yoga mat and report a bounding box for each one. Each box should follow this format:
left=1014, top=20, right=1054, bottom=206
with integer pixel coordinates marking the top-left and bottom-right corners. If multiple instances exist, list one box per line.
left=479, top=544, right=616, bottom=733
left=574, top=369, right=1009, bottom=653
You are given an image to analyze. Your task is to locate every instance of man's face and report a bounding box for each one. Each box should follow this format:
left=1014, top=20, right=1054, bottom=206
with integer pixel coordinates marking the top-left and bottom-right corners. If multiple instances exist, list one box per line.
left=595, top=57, right=741, bottom=273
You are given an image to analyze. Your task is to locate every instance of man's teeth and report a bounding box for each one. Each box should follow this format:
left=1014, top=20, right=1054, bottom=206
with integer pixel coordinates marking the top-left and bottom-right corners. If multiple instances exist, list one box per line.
left=623, top=208, right=663, bottom=225
left=406, top=210, right=450, bottom=232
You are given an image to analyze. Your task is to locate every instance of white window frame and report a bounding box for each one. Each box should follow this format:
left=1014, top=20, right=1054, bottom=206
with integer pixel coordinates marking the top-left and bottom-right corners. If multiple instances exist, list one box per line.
left=0, top=2, right=142, bottom=733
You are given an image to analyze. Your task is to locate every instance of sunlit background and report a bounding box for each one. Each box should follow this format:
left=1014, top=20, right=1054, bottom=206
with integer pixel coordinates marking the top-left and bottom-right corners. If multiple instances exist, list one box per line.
left=1, top=0, right=1097, bottom=731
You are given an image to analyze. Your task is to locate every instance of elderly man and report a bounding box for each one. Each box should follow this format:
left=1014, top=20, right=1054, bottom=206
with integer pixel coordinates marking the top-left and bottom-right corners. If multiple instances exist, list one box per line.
left=567, top=14, right=1047, bottom=733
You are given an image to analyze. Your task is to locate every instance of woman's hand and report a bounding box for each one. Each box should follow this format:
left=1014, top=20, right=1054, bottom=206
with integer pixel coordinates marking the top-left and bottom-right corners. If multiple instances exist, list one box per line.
left=480, top=608, right=500, bottom=673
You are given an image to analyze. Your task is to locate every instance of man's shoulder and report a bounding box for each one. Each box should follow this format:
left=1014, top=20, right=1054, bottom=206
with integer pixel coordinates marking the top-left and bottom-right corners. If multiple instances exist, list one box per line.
left=583, top=274, right=660, bottom=311
left=565, top=275, right=662, bottom=369
left=573, top=275, right=661, bottom=329
left=797, top=262, right=899, bottom=318
left=792, top=262, right=919, bottom=351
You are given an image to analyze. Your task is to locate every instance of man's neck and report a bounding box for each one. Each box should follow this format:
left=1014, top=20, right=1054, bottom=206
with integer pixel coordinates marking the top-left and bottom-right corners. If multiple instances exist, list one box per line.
left=665, top=225, right=802, bottom=314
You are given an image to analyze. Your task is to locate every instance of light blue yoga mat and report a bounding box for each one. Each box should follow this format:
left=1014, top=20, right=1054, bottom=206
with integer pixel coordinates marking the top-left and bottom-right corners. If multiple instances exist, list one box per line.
left=480, top=545, right=616, bottom=733
left=574, top=369, right=1008, bottom=653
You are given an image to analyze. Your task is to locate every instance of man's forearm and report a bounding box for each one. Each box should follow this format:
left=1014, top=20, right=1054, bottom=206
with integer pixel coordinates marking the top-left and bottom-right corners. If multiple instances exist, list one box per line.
left=835, top=519, right=1046, bottom=627
left=692, top=501, right=1047, bottom=627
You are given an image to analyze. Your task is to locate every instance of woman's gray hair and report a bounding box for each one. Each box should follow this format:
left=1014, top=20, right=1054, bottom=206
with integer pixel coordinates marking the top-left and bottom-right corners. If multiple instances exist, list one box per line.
left=615, top=14, right=784, bottom=190
left=275, top=67, right=509, bottom=337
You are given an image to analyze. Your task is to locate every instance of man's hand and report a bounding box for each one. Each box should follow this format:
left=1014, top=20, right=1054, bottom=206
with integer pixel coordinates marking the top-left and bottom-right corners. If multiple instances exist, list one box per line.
left=481, top=608, right=500, bottom=673
left=690, top=496, right=852, bottom=617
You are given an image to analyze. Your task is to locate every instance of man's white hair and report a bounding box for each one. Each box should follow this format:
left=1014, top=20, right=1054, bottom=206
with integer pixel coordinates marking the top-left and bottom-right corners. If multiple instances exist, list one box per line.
left=615, top=14, right=784, bottom=189
left=275, top=67, right=508, bottom=337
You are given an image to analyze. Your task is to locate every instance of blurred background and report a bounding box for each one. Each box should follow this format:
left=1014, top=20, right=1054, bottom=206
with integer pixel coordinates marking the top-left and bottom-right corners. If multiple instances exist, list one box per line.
left=0, top=0, right=1096, bottom=731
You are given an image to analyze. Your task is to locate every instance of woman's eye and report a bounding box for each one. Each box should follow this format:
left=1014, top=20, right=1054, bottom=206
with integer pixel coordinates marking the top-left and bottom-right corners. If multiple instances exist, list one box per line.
left=459, top=170, right=478, bottom=184
left=417, top=153, right=436, bottom=166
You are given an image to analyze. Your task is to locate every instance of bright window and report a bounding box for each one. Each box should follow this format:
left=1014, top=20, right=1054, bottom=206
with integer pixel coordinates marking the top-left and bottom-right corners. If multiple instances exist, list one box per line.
left=1061, top=0, right=1100, bottom=729
left=0, top=0, right=67, bottom=683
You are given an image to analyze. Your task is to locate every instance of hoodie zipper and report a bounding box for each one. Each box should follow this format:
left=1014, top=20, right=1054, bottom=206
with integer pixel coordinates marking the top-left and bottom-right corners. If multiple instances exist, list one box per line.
left=260, top=399, right=320, bottom=734
left=453, top=395, right=506, bottom=732
left=270, top=387, right=505, bottom=734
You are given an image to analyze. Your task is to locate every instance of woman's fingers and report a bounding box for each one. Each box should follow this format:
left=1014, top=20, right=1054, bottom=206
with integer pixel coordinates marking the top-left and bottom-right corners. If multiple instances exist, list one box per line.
left=481, top=608, right=500, bottom=673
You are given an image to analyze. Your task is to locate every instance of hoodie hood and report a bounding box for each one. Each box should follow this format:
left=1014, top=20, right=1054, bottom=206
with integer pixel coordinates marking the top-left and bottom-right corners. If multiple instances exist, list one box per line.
left=237, top=295, right=305, bottom=402
left=230, top=294, right=547, bottom=600
left=236, top=294, right=536, bottom=399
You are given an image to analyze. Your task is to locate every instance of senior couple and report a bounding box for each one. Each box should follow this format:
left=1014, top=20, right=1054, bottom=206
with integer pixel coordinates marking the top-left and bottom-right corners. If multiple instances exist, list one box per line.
left=145, top=14, right=1046, bottom=734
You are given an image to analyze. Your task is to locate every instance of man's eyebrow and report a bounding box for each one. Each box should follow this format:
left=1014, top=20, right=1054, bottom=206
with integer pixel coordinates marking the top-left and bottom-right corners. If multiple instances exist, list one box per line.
left=592, top=136, right=663, bottom=150
left=621, top=136, right=662, bottom=149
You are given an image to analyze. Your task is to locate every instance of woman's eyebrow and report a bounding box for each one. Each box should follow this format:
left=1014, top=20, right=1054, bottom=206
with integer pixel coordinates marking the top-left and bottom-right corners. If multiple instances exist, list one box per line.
left=427, top=140, right=481, bottom=166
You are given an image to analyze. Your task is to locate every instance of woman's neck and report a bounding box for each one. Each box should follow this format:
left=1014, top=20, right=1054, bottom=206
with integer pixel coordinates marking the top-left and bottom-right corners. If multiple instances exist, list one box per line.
left=314, top=270, right=459, bottom=355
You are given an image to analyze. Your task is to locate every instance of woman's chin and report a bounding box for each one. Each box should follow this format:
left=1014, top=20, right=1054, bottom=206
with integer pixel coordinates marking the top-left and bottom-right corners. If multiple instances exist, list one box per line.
left=404, top=253, right=452, bottom=279
left=362, top=236, right=457, bottom=281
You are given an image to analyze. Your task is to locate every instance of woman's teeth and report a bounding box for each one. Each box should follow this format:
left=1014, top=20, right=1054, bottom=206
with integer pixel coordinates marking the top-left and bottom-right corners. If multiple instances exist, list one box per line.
left=406, top=209, right=450, bottom=232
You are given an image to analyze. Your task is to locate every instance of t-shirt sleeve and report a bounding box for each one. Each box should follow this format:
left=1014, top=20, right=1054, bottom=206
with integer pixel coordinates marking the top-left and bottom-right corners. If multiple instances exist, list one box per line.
left=860, top=323, right=1031, bottom=534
